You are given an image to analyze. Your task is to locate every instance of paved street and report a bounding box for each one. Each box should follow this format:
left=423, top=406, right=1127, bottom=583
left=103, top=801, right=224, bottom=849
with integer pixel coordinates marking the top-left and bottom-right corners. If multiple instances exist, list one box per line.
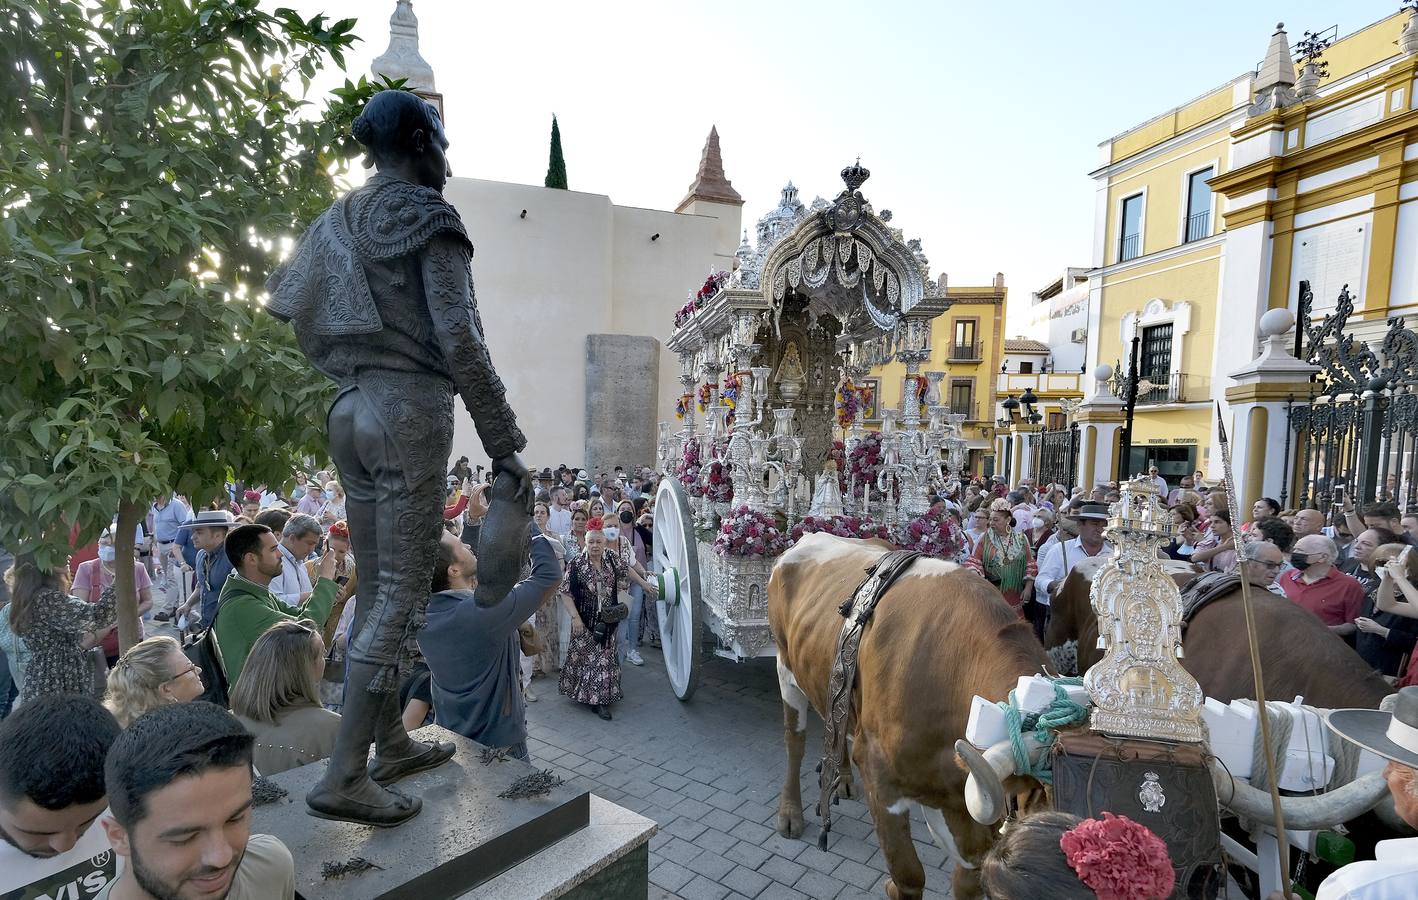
left=523, top=647, right=955, bottom=900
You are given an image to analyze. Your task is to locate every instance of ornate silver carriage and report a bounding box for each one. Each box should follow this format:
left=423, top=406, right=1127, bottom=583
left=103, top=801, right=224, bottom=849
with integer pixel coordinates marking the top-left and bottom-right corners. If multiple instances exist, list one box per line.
left=651, top=163, right=969, bottom=700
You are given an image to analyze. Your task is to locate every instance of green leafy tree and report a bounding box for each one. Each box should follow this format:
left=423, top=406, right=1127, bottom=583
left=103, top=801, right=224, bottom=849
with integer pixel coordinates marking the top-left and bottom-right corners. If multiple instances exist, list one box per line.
left=545, top=114, right=568, bottom=189
left=0, top=0, right=395, bottom=650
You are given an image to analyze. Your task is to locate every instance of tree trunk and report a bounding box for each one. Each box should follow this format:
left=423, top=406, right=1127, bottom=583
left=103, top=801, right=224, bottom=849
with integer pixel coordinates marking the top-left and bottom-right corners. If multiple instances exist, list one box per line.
left=114, top=499, right=144, bottom=653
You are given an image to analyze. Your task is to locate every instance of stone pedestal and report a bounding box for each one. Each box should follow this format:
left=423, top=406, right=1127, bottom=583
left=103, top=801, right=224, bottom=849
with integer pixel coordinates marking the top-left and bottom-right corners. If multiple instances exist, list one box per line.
left=1224, top=310, right=1320, bottom=513
left=460, top=796, right=655, bottom=900
left=251, top=726, right=654, bottom=900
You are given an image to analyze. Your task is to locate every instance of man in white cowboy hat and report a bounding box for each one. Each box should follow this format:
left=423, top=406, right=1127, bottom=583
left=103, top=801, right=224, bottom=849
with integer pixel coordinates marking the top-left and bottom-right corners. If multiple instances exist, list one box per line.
left=1316, top=686, right=1418, bottom=898
left=1034, top=502, right=1114, bottom=606
left=172, top=509, right=238, bottom=627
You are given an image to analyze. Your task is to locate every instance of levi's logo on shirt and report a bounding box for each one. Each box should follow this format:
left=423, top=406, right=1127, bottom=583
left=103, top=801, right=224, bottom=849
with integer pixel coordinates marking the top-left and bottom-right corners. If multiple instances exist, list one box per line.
left=2, top=848, right=116, bottom=900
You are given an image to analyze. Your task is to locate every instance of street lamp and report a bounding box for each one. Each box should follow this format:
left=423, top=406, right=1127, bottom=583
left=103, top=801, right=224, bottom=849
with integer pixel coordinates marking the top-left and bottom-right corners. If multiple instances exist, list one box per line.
left=999, top=396, right=1020, bottom=483
left=1020, top=386, right=1041, bottom=425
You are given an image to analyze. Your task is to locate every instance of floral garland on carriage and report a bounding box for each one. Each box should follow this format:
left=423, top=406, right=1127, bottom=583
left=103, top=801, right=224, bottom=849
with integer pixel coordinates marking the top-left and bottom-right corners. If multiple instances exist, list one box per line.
left=714, top=505, right=789, bottom=557
left=672, top=270, right=731, bottom=329
left=676, top=440, right=734, bottom=504
left=904, top=373, right=929, bottom=419
left=834, top=379, right=873, bottom=429
left=895, top=507, right=965, bottom=561
left=790, top=514, right=891, bottom=542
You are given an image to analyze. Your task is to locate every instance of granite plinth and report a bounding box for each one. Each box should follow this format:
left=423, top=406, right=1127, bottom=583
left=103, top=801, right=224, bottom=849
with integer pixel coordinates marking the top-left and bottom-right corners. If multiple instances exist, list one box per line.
left=251, top=726, right=589, bottom=900
left=460, top=795, right=656, bottom=899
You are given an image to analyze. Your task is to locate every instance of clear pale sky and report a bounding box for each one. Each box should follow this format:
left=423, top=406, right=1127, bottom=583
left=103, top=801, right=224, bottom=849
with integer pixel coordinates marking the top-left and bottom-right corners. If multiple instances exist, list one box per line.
left=282, top=0, right=1396, bottom=334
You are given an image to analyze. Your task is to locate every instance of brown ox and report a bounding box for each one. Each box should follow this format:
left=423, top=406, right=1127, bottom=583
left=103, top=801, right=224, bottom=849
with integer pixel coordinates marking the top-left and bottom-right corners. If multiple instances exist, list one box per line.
left=768, top=533, right=1050, bottom=899
left=1044, top=556, right=1392, bottom=710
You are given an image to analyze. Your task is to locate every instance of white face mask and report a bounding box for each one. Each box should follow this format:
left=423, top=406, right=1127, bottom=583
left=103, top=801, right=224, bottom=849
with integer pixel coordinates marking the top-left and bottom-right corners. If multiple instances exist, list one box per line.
left=1031, top=517, right=1046, bottom=530
left=604, top=526, right=620, bottom=540
left=98, top=545, right=116, bottom=563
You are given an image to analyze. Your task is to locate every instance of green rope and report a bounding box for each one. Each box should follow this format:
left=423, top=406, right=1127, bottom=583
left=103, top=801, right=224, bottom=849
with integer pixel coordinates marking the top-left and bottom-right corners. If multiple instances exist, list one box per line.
left=997, top=676, right=1087, bottom=785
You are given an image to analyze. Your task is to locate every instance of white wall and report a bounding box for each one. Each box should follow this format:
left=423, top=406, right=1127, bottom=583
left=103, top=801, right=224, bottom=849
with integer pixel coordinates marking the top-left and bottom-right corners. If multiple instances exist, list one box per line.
left=444, top=178, right=612, bottom=470
left=1044, top=280, right=1090, bottom=373
left=610, top=204, right=735, bottom=446
left=439, top=176, right=738, bottom=473
left=1391, top=194, right=1418, bottom=310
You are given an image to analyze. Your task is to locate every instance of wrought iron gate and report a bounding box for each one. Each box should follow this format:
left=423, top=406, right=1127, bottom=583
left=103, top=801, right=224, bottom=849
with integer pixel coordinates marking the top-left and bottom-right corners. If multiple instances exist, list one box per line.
left=1036, top=422, right=1079, bottom=490
left=1285, top=281, right=1418, bottom=510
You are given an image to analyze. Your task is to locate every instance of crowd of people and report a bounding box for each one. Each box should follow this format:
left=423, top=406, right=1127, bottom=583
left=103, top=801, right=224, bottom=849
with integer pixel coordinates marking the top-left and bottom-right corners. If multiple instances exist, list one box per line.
left=5, top=451, right=1418, bottom=897
left=928, top=466, right=1418, bottom=689
left=0, top=456, right=667, bottom=897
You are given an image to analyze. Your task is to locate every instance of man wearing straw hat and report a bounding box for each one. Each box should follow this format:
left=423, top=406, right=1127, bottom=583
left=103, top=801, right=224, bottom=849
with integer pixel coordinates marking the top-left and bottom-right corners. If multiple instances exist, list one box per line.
left=1035, top=502, right=1114, bottom=605
left=173, top=509, right=238, bottom=627
left=1316, top=686, right=1418, bottom=898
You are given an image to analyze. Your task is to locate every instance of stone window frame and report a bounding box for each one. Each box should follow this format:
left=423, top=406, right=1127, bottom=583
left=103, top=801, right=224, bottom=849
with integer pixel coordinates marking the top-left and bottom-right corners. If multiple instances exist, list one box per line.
left=1119, top=298, right=1193, bottom=382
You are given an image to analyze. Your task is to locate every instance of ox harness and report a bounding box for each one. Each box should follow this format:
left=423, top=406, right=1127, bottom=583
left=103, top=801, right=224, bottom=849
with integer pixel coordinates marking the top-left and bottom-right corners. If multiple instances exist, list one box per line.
left=1178, top=571, right=1242, bottom=635
left=817, top=549, right=922, bottom=849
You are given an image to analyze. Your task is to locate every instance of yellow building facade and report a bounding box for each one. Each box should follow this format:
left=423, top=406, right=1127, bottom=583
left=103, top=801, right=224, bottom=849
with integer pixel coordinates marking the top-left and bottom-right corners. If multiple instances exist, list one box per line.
left=867, top=280, right=1006, bottom=474
left=1082, top=12, right=1418, bottom=492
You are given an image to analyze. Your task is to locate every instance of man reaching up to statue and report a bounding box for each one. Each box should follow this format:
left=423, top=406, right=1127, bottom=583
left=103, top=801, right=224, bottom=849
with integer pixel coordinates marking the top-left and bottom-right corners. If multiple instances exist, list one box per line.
left=267, top=89, right=533, bottom=826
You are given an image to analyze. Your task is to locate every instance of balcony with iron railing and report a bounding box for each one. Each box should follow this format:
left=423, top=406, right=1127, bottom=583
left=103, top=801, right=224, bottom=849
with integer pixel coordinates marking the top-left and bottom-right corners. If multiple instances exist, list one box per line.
left=1134, top=372, right=1209, bottom=405
left=948, top=340, right=984, bottom=363
left=1118, top=233, right=1141, bottom=262
left=1185, top=210, right=1210, bottom=243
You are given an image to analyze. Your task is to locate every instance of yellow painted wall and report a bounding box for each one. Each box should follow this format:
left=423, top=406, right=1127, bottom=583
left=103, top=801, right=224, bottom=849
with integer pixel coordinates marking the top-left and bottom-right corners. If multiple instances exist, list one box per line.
left=1110, top=85, right=1235, bottom=163
left=1128, top=407, right=1211, bottom=445
left=1105, top=13, right=1405, bottom=166
left=869, top=288, right=1004, bottom=472
left=1320, top=13, right=1405, bottom=84
left=1104, top=134, right=1229, bottom=265
left=1095, top=251, right=1221, bottom=388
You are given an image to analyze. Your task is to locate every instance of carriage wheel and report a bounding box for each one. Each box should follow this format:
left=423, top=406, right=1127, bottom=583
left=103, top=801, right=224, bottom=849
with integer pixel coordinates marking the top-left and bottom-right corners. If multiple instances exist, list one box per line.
left=653, top=476, right=703, bottom=701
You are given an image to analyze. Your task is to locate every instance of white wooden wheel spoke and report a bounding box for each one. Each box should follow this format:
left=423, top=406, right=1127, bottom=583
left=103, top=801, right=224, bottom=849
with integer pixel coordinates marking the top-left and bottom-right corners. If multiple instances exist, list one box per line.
left=653, top=477, right=702, bottom=701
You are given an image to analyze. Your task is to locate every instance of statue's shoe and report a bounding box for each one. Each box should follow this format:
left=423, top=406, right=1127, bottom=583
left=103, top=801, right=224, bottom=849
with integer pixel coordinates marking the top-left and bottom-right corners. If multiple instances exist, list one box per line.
left=306, top=783, right=422, bottom=828
left=368, top=740, right=457, bottom=785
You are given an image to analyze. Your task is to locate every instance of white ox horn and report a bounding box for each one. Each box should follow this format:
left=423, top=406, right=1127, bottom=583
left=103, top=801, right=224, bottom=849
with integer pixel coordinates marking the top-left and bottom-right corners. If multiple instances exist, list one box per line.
left=956, top=736, right=1045, bottom=825
left=1211, top=765, right=1390, bottom=830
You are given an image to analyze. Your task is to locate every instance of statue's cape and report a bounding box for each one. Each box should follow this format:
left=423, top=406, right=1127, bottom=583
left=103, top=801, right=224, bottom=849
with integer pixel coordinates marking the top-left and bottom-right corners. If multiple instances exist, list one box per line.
left=266, top=176, right=473, bottom=336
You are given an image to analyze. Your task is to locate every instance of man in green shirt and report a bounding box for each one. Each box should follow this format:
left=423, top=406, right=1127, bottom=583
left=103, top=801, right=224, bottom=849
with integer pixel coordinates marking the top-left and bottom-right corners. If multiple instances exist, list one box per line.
left=214, top=524, right=337, bottom=684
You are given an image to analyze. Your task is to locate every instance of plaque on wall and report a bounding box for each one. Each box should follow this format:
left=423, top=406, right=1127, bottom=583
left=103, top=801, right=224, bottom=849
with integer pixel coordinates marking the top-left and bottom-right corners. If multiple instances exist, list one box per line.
left=1293, top=221, right=1367, bottom=315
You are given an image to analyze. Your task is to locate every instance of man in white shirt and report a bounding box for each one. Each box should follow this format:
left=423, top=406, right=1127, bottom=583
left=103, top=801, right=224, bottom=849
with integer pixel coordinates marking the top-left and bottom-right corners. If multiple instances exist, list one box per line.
left=1316, top=686, right=1418, bottom=899
left=547, top=488, right=573, bottom=538
left=1035, top=503, right=1114, bottom=605
left=1146, top=465, right=1169, bottom=498
left=0, top=696, right=122, bottom=898
left=268, top=514, right=320, bottom=606
left=98, top=702, right=296, bottom=900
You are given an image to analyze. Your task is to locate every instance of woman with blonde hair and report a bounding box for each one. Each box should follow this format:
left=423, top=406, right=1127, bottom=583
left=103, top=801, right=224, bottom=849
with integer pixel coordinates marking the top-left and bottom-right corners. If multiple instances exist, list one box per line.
left=103, top=635, right=204, bottom=726
left=230, top=620, right=341, bottom=774
left=319, top=480, right=346, bottom=527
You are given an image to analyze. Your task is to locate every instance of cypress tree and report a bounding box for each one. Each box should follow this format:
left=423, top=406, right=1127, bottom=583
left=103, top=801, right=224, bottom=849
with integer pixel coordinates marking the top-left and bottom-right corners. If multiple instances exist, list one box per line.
left=544, top=115, right=568, bottom=189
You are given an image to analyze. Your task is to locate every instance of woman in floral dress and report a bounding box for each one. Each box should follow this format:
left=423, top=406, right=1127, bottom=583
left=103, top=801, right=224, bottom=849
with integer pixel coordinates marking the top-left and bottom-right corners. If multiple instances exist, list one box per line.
left=965, top=499, right=1037, bottom=616
left=1, top=561, right=116, bottom=704
left=558, top=518, right=624, bottom=720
